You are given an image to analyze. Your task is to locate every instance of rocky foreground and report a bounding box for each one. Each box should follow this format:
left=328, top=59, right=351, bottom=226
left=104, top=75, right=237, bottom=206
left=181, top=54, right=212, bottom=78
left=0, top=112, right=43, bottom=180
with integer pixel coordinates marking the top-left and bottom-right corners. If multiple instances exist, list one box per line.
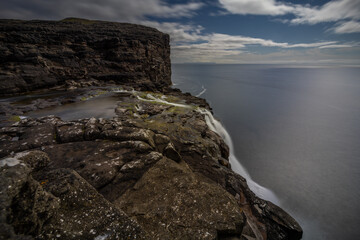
left=0, top=19, right=302, bottom=239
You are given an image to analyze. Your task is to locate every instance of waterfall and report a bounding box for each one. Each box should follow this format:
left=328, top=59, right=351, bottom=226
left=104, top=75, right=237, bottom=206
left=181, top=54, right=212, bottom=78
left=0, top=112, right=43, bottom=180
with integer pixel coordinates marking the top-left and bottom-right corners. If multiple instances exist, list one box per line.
left=126, top=90, right=280, bottom=204
left=196, top=85, right=207, bottom=97
left=136, top=94, right=191, bottom=108
left=198, top=108, right=280, bottom=205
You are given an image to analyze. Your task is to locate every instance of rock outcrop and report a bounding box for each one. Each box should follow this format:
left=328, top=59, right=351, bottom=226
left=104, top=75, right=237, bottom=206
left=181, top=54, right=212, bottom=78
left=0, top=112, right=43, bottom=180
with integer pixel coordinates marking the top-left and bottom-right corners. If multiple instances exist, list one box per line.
left=0, top=19, right=302, bottom=240
left=0, top=18, right=171, bottom=96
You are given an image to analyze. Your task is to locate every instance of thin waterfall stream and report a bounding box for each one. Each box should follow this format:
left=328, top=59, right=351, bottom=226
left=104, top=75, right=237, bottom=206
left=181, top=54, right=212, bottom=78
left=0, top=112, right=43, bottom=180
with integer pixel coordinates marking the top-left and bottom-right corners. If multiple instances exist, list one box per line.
left=135, top=92, right=280, bottom=204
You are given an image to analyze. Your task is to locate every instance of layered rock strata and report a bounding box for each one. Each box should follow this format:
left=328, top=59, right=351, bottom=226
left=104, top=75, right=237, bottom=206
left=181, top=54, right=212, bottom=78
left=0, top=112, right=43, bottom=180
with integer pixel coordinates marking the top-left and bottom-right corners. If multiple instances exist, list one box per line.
left=0, top=18, right=171, bottom=96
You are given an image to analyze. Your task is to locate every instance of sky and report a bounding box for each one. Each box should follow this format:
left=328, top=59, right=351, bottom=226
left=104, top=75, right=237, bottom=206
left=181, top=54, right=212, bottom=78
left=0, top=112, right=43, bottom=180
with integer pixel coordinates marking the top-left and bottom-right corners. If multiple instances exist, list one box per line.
left=1, top=0, right=360, bottom=65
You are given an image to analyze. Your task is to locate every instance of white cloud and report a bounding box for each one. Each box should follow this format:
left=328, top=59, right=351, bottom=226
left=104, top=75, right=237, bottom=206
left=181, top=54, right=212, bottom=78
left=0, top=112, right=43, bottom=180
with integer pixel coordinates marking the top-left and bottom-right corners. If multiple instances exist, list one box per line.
left=0, top=0, right=204, bottom=21
left=140, top=21, right=208, bottom=43
left=169, top=30, right=345, bottom=63
left=291, top=0, right=360, bottom=24
left=219, top=0, right=293, bottom=16
left=218, top=0, right=360, bottom=34
left=1, top=0, right=356, bottom=64
left=138, top=21, right=353, bottom=63
left=332, top=21, right=360, bottom=34
left=172, top=46, right=360, bottom=65
left=319, top=44, right=354, bottom=49
left=173, top=33, right=337, bottom=50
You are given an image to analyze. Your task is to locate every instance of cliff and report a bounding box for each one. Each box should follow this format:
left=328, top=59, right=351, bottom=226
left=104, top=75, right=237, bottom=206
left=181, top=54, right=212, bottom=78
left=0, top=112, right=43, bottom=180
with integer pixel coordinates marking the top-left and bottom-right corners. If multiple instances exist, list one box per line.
left=0, top=18, right=171, bottom=96
left=0, top=19, right=302, bottom=240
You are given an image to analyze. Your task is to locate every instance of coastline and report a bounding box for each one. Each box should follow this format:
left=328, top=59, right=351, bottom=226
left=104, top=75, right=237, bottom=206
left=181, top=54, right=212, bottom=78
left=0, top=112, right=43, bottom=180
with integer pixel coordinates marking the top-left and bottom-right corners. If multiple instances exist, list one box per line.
left=0, top=19, right=302, bottom=239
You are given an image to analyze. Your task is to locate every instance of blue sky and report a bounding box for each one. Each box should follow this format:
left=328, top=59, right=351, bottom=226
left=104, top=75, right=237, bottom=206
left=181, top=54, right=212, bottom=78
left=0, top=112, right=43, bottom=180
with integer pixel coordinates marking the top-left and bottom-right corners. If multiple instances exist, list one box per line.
left=1, top=0, right=359, bottom=65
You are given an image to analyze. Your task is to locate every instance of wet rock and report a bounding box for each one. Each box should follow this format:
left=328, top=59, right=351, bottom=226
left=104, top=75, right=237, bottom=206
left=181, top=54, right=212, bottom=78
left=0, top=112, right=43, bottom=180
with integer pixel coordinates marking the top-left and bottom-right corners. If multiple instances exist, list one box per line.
left=261, top=201, right=303, bottom=240
left=218, top=157, right=231, bottom=168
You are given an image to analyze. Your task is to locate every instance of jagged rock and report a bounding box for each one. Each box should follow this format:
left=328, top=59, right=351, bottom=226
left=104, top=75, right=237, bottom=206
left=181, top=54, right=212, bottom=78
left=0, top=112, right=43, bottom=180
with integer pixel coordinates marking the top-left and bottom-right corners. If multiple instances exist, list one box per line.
left=163, top=142, right=182, bottom=162
left=0, top=19, right=302, bottom=240
left=0, top=151, right=147, bottom=240
left=0, top=90, right=302, bottom=239
left=35, top=168, right=147, bottom=240
left=154, top=133, right=171, bottom=152
left=0, top=156, right=60, bottom=240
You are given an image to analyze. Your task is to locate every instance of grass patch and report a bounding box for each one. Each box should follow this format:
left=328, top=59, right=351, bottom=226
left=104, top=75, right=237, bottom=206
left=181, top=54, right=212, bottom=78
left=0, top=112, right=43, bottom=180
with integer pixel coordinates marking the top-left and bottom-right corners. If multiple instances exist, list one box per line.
left=8, top=115, right=21, bottom=122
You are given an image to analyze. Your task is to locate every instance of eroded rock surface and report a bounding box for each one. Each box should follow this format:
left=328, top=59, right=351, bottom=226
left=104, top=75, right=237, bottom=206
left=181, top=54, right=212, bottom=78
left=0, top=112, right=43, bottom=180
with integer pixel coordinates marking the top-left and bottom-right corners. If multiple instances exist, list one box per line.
left=0, top=90, right=302, bottom=239
left=0, top=152, right=146, bottom=240
left=0, top=19, right=302, bottom=240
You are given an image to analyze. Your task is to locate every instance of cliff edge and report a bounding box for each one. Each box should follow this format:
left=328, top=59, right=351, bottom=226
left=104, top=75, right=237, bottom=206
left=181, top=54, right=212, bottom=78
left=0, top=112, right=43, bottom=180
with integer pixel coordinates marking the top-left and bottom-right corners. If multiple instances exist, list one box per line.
left=0, top=19, right=302, bottom=240
left=0, top=18, right=171, bottom=96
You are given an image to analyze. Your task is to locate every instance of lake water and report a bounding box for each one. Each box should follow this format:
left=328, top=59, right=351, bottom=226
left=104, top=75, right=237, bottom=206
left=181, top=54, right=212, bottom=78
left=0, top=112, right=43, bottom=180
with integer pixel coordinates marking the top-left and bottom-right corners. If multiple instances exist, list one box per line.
left=172, top=64, right=360, bottom=240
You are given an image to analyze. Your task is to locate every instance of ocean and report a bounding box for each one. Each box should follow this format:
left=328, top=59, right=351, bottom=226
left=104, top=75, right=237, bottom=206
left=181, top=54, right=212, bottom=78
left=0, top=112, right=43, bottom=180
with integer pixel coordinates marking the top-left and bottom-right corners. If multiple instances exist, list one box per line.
left=171, top=64, right=360, bottom=240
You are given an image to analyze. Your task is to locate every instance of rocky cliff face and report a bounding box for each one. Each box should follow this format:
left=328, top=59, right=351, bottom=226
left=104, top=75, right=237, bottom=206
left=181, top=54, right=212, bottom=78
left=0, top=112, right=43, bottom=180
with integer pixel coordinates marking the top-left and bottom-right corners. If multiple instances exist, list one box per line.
left=0, top=18, right=171, bottom=96
left=0, top=20, right=302, bottom=240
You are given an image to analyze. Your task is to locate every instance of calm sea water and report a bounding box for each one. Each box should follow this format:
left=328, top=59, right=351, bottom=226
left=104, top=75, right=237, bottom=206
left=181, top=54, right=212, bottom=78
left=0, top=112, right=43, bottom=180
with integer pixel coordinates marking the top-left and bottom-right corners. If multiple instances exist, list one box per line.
left=172, top=64, right=360, bottom=240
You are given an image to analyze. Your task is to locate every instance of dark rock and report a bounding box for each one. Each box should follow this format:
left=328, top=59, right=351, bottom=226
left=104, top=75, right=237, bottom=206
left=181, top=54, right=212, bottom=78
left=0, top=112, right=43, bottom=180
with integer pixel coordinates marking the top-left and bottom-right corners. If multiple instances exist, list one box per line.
left=36, top=168, right=147, bottom=240
left=0, top=91, right=302, bottom=239
left=56, top=122, right=84, bottom=143
left=0, top=19, right=302, bottom=239
left=163, top=142, right=182, bottom=162
left=0, top=19, right=171, bottom=96
left=115, top=158, right=245, bottom=239
left=154, top=133, right=171, bottom=152
left=0, top=158, right=60, bottom=239
left=0, top=151, right=148, bottom=240
left=18, top=150, right=50, bottom=170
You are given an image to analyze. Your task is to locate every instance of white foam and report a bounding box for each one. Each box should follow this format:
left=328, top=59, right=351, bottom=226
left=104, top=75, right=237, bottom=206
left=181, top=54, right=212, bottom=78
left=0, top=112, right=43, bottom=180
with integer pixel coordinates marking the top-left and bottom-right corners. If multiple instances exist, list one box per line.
left=196, top=85, right=207, bottom=97
left=94, top=233, right=109, bottom=240
left=0, top=157, right=21, bottom=167
left=118, top=89, right=279, bottom=204
left=136, top=93, right=191, bottom=108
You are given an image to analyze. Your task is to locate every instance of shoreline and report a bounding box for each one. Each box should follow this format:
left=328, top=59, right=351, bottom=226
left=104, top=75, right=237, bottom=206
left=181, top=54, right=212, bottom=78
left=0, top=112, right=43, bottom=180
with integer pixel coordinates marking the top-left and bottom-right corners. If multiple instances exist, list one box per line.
left=0, top=19, right=302, bottom=239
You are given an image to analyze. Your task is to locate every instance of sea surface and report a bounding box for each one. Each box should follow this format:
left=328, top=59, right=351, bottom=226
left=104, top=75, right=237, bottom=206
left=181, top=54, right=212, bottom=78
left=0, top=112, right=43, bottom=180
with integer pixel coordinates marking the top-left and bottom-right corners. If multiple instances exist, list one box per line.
left=172, top=64, right=360, bottom=240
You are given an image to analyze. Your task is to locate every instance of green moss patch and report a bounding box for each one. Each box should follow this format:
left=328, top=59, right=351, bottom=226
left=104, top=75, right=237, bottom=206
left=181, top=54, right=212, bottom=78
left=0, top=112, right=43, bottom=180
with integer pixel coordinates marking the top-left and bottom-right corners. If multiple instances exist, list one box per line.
left=8, top=115, right=21, bottom=122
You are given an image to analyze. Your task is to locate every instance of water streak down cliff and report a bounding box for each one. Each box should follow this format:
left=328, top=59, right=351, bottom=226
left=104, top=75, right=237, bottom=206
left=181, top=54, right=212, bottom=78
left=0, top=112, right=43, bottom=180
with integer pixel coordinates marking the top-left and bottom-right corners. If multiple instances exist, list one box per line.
left=0, top=19, right=302, bottom=240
